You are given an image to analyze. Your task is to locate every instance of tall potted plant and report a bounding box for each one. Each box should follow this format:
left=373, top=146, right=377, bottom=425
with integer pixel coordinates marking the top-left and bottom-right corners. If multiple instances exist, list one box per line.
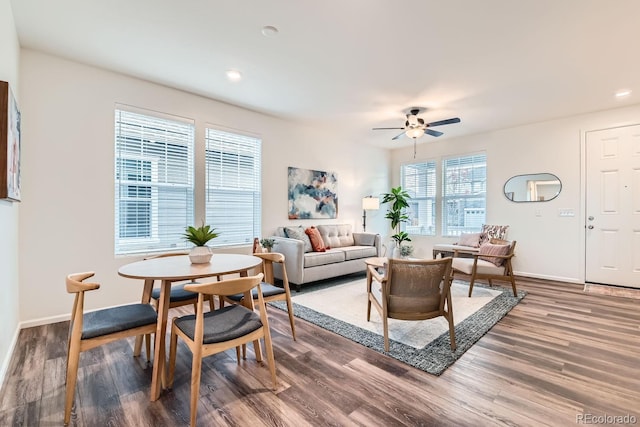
left=183, top=223, right=219, bottom=264
left=382, top=186, right=412, bottom=257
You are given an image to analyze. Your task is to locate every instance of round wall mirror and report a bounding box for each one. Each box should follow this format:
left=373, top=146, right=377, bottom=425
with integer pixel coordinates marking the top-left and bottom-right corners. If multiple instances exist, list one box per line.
left=504, top=173, right=561, bottom=202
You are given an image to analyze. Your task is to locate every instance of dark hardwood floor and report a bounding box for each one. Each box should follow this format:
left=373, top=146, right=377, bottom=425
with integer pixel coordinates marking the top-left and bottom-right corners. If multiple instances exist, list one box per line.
left=1, top=277, right=639, bottom=426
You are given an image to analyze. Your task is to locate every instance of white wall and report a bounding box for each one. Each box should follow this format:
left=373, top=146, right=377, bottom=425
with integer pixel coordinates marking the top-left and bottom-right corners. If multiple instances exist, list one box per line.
left=0, top=0, right=21, bottom=385
left=18, top=50, right=389, bottom=324
left=391, top=104, right=640, bottom=283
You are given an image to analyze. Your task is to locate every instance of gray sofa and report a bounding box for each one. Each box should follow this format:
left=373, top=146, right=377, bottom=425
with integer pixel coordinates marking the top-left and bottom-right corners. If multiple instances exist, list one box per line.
left=271, top=224, right=381, bottom=289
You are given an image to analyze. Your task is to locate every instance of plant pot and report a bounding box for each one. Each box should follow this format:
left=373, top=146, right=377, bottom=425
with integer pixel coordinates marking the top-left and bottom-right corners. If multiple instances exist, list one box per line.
left=189, top=246, right=212, bottom=264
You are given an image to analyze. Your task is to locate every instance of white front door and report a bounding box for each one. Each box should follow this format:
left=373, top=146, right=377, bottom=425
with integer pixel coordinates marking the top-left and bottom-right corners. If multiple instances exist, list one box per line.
left=585, top=124, right=640, bottom=288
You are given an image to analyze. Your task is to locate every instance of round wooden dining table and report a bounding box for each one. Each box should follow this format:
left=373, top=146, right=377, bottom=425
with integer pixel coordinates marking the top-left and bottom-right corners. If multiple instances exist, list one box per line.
left=118, top=253, right=262, bottom=401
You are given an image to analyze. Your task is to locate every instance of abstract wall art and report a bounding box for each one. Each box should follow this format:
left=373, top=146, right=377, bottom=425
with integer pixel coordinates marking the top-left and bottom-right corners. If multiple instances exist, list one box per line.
left=288, top=166, right=338, bottom=219
left=0, top=81, right=21, bottom=202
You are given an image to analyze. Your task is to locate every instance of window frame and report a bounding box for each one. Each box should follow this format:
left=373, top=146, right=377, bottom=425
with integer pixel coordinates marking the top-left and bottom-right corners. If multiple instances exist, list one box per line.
left=400, top=160, right=437, bottom=236
left=204, top=126, right=262, bottom=248
left=441, top=152, right=487, bottom=237
left=114, top=106, right=195, bottom=255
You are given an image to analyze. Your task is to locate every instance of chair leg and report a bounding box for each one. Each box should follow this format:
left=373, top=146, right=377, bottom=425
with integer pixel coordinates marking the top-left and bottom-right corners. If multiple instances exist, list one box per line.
left=285, top=297, right=297, bottom=340
left=383, top=316, right=389, bottom=352
left=207, top=295, right=216, bottom=311
left=145, top=333, right=152, bottom=363
left=448, top=314, right=456, bottom=351
left=262, top=331, right=278, bottom=389
left=235, top=346, right=241, bottom=364
left=510, top=275, right=518, bottom=297
left=189, top=351, right=203, bottom=427
left=133, top=335, right=144, bottom=358
left=252, top=339, right=263, bottom=362
left=168, top=327, right=178, bottom=389
left=64, top=340, right=81, bottom=425
left=468, top=276, right=476, bottom=297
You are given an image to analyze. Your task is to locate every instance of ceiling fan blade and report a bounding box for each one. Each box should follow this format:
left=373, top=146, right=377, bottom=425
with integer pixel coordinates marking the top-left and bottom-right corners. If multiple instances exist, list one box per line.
left=372, top=127, right=405, bottom=130
left=425, top=129, right=443, bottom=137
left=392, top=132, right=406, bottom=140
left=426, top=117, right=461, bottom=127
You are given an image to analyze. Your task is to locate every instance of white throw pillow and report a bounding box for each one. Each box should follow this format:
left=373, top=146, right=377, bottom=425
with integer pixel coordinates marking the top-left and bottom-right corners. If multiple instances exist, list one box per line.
left=457, top=232, right=482, bottom=248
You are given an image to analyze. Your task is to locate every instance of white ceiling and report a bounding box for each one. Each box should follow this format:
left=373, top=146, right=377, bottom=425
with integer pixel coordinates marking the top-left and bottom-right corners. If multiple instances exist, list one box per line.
left=10, top=0, right=640, bottom=148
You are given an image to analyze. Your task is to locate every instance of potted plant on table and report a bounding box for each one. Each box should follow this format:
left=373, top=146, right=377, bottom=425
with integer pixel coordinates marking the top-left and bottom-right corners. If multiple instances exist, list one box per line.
left=183, top=223, right=219, bottom=264
left=382, top=186, right=412, bottom=258
left=259, top=237, right=276, bottom=252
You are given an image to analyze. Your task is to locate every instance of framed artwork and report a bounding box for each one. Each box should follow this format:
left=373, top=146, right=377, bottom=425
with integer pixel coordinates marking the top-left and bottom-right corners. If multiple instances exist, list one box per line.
left=0, top=81, right=21, bottom=201
left=288, top=166, right=338, bottom=219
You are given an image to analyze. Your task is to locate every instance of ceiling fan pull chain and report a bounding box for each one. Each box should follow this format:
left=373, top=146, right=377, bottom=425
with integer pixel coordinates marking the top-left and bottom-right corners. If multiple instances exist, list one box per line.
left=413, top=138, right=417, bottom=159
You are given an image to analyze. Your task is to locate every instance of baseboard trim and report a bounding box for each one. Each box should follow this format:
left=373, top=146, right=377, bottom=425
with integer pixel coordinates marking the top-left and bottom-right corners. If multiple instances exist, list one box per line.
left=0, top=325, right=20, bottom=390
left=20, top=313, right=71, bottom=329
left=514, top=271, right=582, bottom=284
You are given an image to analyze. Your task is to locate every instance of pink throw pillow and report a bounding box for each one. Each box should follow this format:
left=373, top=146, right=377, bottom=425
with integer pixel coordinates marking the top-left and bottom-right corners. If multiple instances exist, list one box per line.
left=478, top=242, right=510, bottom=266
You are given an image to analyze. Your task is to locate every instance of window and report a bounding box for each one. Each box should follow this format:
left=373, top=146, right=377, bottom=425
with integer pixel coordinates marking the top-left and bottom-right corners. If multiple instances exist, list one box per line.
left=205, top=127, right=261, bottom=247
left=401, top=161, right=437, bottom=236
left=115, top=108, right=194, bottom=254
left=442, top=153, right=486, bottom=236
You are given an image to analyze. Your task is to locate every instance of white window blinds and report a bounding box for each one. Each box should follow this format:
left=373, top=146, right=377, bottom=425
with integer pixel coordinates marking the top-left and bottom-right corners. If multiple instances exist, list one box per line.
left=114, top=108, right=195, bottom=254
left=442, top=153, right=486, bottom=236
left=205, top=128, right=261, bottom=247
left=401, top=161, right=437, bottom=236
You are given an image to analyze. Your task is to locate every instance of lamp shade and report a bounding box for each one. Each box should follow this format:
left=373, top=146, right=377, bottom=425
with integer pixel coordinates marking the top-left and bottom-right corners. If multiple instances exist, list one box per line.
left=362, top=196, right=380, bottom=210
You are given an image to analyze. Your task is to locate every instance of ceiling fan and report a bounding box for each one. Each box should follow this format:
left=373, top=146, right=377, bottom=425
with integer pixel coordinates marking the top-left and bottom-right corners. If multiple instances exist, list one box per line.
left=372, top=108, right=461, bottom=140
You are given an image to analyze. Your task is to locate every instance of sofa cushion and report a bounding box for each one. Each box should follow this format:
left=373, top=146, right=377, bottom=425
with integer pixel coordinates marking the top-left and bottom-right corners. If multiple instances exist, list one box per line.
left=305, top=226, right=327, bottom=252
left=303, top=249, right=346, bottom=268
left=317, top=224, right=355, bottom=248
left=341, top=245, right=378, bottom=261
left=452, top=257, right=506, bottom=275
left=284, top=226, right=313, bottom=253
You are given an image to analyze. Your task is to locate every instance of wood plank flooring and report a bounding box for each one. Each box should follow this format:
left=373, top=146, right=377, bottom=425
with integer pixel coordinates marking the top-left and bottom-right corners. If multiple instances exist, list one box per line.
left=1, top=276, right=639, bottom=426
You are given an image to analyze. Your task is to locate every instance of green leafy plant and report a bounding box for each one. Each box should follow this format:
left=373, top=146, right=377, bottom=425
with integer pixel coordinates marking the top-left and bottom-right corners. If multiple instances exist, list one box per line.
left=399, top=244, right=414, bottom=257
left=382, top=186, right=412, bottom=246
left=183, top=223, right=219, bottom=247
left=260, top=237, right=276, bottom=249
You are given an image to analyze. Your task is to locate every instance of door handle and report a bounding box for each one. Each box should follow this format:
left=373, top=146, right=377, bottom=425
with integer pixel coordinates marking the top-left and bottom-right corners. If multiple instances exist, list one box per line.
left=588, top=225, right=594, bottom=229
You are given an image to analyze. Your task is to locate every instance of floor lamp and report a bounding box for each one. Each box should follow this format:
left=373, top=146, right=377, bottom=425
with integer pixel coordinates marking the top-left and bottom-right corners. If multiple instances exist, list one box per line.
left=362, top=196, right=380, bottom=232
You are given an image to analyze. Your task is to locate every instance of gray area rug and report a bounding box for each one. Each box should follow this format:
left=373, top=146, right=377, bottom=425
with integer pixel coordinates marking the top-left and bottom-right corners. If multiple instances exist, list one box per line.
left=270, top=274, right=526, bottom=376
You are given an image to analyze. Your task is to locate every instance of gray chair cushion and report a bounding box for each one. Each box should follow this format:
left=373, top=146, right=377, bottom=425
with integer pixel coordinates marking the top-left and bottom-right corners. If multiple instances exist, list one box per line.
left=151, top=283, right=197, bottom=302
left=226, top=283, right=285, bottom=302
left=82, top=304, right=157, bottom=339
left=173, top=305, right=262, bottom=344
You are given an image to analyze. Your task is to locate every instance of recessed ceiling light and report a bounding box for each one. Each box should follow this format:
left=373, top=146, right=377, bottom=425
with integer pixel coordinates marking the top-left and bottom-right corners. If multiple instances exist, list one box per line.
left=261, top=25, right=279, bottom=37
left=226, top=69, right=242, bottom=82
left=615, top=90, right=631, bottom=98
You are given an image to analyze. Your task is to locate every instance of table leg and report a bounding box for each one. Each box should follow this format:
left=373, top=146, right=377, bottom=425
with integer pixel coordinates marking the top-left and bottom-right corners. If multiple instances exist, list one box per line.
left=150, top=279, right=171, bottom=401
left=366, top=267, right=372, bottom=321
left=134, top=278, right=154, bottom=357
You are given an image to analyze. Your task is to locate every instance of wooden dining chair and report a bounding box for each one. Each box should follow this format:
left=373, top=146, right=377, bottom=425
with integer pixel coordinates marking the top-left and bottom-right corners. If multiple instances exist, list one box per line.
left=220, top=252, right=296, bottom=340
left=134, top=252, right=216, bottom=358
left=64, top=272, right=158, bottom=426
left=168, top=273, right=277, bottom=427
left=367, top=257, right=455, bottom=352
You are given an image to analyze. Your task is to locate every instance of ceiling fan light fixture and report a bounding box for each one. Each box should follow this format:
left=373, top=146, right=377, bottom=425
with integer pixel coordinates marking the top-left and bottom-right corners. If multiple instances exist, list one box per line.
left=406, top=127, right=425, bottom=139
